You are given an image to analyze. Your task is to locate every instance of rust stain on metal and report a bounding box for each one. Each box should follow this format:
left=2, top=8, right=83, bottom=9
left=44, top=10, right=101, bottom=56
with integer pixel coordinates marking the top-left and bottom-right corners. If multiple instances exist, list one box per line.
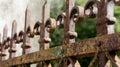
left=0, top=0, right=120, bottom=67
left=38, top=0, right=52, bottom=66
left=0, top=33, right=120, bottom=67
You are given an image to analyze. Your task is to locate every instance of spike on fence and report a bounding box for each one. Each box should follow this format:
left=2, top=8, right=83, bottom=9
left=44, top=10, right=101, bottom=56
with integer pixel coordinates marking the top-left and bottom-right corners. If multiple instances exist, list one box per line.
left=0, top=24, right=8, bottom=61
left=62, top=0, right=81, bottom=67
left=21, top=6, right=31, bottom=55
left=9, top=20, right=17, bottom=59
left=0, top=0, right=120, bottom=67
left=37, top=0, right=53, bottom=67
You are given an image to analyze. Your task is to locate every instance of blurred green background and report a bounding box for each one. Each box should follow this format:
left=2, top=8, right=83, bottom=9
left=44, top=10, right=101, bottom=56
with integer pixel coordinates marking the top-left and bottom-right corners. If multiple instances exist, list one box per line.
left=49, top=0, right=120, bottom=67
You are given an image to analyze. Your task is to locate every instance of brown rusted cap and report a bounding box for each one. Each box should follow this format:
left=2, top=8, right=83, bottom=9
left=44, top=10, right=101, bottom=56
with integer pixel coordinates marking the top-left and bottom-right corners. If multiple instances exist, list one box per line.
left=3, top=40, right=9, bottom=49
left=9, top=47, right=17, bottom=53
left=45, top=18, right=56, bottom=33
left=18, top=31, right=24, bottom=42
left=106, top=16, right=116, bottom=25
left=44, top=37, right=51, bottom=43
left=26, top=25, right=34, bottom=38
left=13, top=33, right=20, bottom=43
left=0, top=51, right=6, bottom=56
left=70, top=6, right=84, bottom=23
left=84, top=0, right=97, bottom=18
left=13, top=33, right=17, bottom=40
left=96, top=16, right=116, bottom=25
left=67, top=31, right=78, bottom=39
left=56, top=13, right=66, bottom=28
left=34, top=21, right=41, bottom=35
left=21, top=42, right=31, bottom=49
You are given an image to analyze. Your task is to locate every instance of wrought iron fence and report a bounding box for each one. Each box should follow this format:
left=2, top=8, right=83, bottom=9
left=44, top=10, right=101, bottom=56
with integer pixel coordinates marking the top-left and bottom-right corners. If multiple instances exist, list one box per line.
left=0, top=0, right=120, bottom=67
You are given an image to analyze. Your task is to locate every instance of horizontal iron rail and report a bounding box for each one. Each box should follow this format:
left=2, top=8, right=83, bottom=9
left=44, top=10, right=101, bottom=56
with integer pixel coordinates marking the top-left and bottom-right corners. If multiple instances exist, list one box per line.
left=0, top=33, right=120, bottom=67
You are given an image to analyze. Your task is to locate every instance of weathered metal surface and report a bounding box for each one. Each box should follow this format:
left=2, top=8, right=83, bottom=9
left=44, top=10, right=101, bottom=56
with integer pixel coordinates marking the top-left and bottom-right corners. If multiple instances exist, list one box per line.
left=85, top=0, right=108, bottom=66
left=84, top=0, right=119, bottom=67
left=64, top=0, right=76, bottom=66
left=70, top=6, right=84, bottom=23
left=0, top=33, right=120, bottom=67
left=0, top=0, right=120, bottom=67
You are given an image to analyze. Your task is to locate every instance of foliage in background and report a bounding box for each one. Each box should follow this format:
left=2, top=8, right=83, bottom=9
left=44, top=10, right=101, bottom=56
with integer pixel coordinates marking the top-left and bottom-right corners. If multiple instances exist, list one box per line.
left=50, top=0, right=120, bottom=67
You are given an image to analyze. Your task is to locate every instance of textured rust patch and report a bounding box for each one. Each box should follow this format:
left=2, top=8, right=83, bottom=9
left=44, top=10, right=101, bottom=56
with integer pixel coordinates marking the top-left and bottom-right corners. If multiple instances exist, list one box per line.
left=0, top=33, right=120, bottom=66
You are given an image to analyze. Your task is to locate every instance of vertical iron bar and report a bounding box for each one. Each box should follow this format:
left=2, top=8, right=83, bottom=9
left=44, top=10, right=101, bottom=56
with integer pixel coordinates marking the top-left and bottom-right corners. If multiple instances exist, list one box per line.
left=64, top=0, right=79, bottom=67
left=1, top=25, right=8, bottom=61
left=96, top=0, right=108, bottom=67
left=40, top=0, right=50, bottom=50
left=22, top=6, right=31, bottom=54
left=9, top=20, right=17, bottom=59
left=21, top=6, right=31, bottom=67
left=38, top=0, right=51, bottom=67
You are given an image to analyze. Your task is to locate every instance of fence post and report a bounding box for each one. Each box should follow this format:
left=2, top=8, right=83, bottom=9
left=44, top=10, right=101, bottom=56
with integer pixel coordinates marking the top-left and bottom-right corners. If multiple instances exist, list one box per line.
left=22, top=6, right=31, bottom=54
left=37, top=0, right=52, bottom=67
left=9, top=20, right=17, bottom=59
left=68, top=6, right=85, bottom=67
left=1, top=25, right=8, bottom=61
left=96, top=1, right=108, bottom=67
left=21, top=6, right=31, bottom=67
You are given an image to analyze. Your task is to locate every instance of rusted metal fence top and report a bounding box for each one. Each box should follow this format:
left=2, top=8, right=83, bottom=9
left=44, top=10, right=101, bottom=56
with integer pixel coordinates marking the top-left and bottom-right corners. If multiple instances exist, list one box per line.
left=0, top=0, right=120, bottom=67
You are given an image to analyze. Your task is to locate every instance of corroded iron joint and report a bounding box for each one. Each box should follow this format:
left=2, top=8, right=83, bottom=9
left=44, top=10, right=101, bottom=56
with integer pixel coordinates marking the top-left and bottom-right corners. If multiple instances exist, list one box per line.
left=26, top=25, right=34, bottom=38
left=106, top=16, right=116, bottom=25
left=70, top=6, right=84, bottom=23
left=0, top=51, right=6, bottom=56
left=9, top=47, right=17, bottom=53
left=56, top=13, right=66, bottom=28
left=13, top=33, right=20, bottom=43
left=113, top=0, right=120, bottom=5
left=67, top=31, right=78, bottom=39
left=4, top=37, right=11, bottom=49
left=44, top=37, right=51, bottom=43
left=84, top=0, right=97, bottom=18
left=34, top=21, right=41, bottom=35
left=45, top=18, right=56, bottom=33
left=18, top=30, right=24, bottom=42
left=96, top=16, right=116, bottom=25
left=21, top=42, right=31, bottom=49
